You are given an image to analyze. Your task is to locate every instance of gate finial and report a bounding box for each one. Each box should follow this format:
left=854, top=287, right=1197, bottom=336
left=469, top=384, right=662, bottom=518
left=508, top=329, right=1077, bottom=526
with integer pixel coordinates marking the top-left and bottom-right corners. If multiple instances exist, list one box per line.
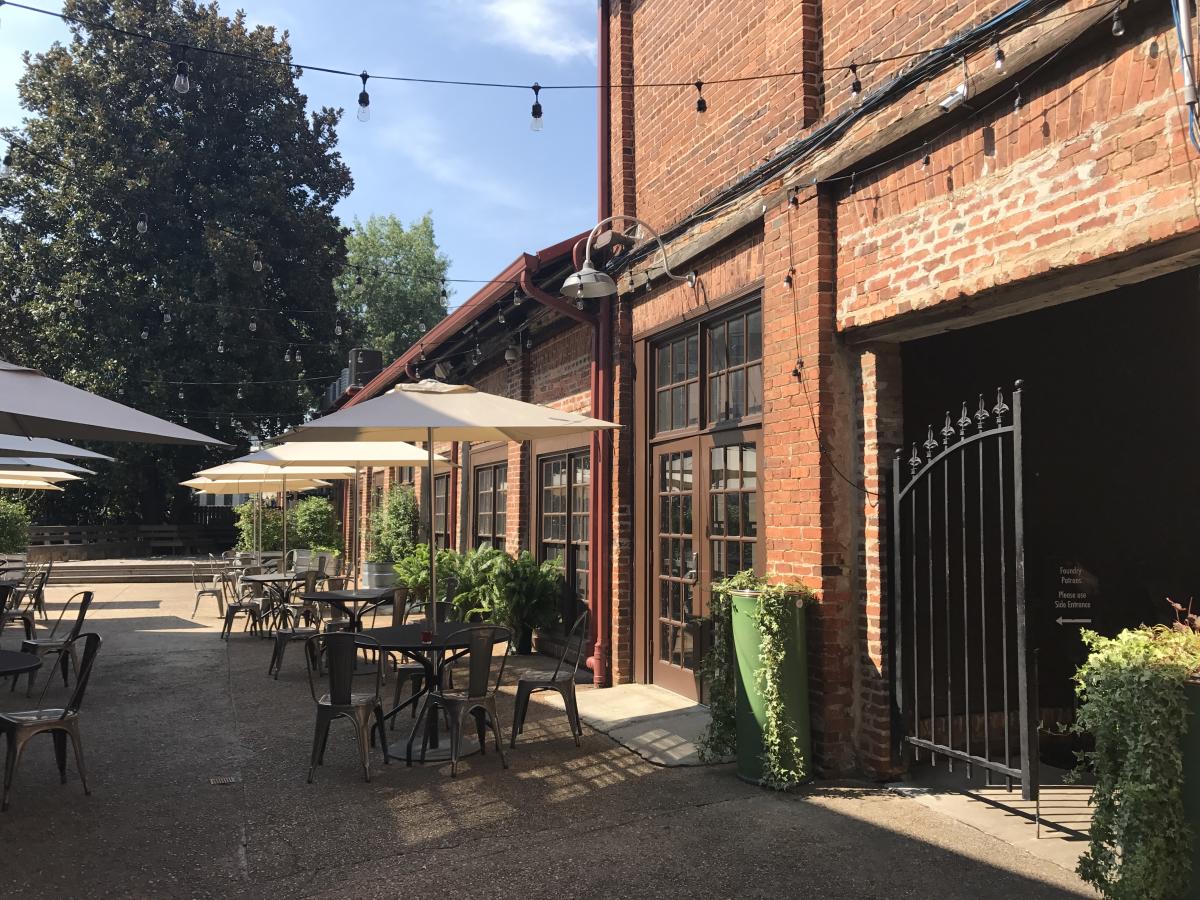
left=941, top=411, right=956, bottom=447
left=957, top=402, right=972, bottom=436
left=923, top=426, right=939, bottom=460
left=908, top=443, right=922, bottom=473
left=992, top=387, right=1010, bottom=424
left=974, top=394, right=991, bottom=432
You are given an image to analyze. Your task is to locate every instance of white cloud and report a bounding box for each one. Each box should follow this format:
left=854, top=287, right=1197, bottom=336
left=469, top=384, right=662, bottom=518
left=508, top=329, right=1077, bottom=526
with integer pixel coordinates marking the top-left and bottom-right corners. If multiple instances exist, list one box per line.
left=379, top=107, right=523, bottom=210
left=475, top=0, right=596, bottom=64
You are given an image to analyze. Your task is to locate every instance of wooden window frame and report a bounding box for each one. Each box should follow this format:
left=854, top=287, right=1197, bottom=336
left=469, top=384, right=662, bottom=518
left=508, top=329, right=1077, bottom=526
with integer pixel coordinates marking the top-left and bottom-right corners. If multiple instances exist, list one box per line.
left=432, top=473, right=451, bottom=550
left=473, top=461, right=508, bottom=551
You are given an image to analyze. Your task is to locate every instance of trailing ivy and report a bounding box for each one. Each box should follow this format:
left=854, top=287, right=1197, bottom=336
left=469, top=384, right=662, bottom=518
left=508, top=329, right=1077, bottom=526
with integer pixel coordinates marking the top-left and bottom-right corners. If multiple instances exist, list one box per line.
left=697, top=570, right=814, bottom=790
left=1072, top=625, right=1200, bottom=900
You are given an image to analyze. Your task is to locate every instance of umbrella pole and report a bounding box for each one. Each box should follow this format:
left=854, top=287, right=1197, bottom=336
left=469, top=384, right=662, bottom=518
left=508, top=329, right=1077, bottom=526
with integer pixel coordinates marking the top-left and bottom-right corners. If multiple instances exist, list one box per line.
left=427, top=427, right=436, bottom=624
left=353, top=464, right=360, bottom=589
left=281, top=474, right=288, bottom=568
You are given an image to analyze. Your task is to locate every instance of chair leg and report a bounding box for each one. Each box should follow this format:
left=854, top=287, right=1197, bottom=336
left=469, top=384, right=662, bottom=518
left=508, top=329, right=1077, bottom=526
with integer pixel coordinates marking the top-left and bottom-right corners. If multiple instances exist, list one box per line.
left=449, top=706, right=466, bottom=777
left=562, top=684, right=583, bottom=747
left=3, top=731, right=29, bottom=811
left=511, top=682, right=533, bottom=748
left=374, top=703, right=390, bottom=764
left=66, top=722, right=89, bottom=796
left=407, top=695, right=430, bottom=767
left=474, top=709, right=487, bottom=754
left=356, top=712, right=372, bottom=783
left=308, top=713, right=330, bottom=783
left=52, top=730, right=67, bottom=784
left=191, top=593, right=202, bottom=619
left=487, top=699, right=508, bottom=769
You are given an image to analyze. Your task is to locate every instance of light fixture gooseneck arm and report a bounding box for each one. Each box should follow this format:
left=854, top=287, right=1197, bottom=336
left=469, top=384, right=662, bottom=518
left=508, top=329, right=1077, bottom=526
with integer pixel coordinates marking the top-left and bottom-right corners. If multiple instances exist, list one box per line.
left=582, top=215, right=695, bottom=286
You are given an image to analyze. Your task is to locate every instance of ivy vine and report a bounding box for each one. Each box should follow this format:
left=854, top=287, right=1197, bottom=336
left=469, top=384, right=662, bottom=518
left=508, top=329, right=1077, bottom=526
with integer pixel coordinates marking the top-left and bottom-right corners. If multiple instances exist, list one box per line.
left=1071, top=625, right=1200, bottom=900
left=698, top=570, right=815, bottom=790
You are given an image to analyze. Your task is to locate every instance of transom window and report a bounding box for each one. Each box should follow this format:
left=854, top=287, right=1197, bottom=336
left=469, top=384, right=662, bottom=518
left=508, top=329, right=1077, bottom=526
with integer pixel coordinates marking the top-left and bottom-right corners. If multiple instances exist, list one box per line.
left=652, top=301, right=762, bottom=435
left=473, top=463, right=507, bottom=551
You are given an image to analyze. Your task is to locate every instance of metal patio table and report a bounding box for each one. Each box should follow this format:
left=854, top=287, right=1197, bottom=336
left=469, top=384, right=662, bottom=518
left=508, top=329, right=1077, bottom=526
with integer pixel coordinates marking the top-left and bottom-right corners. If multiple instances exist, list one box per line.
left=299, top=587, right=395, bottom=632
left=359, top=622, right=507, bottom=764
left=0, top=650, right=41, bottom=679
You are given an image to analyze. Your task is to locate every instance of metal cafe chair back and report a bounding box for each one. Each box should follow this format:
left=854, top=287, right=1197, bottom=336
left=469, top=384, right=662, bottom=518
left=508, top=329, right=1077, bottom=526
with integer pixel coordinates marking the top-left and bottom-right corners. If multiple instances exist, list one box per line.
left=0, top=632, right=102, bottom=810
left=304, top=632, right=388, bottom=783
left=18, top=590, right=94, bottom=696
left=511, top=608, right=590, bottom=748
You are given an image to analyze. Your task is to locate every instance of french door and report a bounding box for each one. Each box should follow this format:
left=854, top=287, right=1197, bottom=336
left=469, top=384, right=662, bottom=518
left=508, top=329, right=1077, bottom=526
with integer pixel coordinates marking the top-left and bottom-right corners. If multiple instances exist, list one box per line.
left=650, top=431, right=763, bottom=700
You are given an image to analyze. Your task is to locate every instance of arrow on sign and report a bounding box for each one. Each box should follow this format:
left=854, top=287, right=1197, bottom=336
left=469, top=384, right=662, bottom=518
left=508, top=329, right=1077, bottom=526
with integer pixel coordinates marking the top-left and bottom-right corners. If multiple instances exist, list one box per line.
left=1056, top=617, right=1092, bottom=626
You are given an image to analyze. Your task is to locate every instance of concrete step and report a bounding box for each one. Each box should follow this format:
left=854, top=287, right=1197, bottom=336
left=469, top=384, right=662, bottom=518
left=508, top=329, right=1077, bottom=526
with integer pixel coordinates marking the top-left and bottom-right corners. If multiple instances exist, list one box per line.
left=51, top=574, right=195, bottom=584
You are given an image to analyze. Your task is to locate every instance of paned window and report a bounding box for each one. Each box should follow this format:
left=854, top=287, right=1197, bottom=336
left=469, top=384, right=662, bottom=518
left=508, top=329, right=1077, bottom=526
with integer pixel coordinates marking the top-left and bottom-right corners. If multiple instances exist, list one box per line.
left=538, top=450, right=590, bottom=606
left=707, top=308, right=763, bottom=426
left=473, top=463, right=507, bottom=551
left=432, top=474, right=450, bottom=550
left=654, top=332, right=700, bottom=434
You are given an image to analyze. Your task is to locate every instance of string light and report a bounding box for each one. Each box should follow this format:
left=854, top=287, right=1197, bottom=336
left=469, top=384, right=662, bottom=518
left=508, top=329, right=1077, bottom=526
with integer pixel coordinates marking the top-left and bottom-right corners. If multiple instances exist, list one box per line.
left=217, top=338, right=225, bottom=353
left=284, top=347, right=292, bottom=362
left=694, top=80, right=707, bottom=113
left=1013, top=82, right=1022, bottom=113
left=354, top=274, right=364, bottom=293
left=177, top=387, right=184, bottom=399
left=334, top=319, right=343, bottom=336
left=1, top=148, right=11, bottom=177
left=497, top=307, right=506, bottom=325
left=140, top=326, right=149, bottom=340
left=440, top=280, right=448, bottom=301
left=1111, top=7, right=1125, bottom=38
left=73, top=297, right=82, bottom=309
left=418, top=321, right=426, bottom=333
left=504, top=342, right=518, bottom=364
left=173, top=60, right=190, bottom=94
left=512, top=289, right=523, bottom=307
left=162, top=308, right=171, bottom=323
left=357, top=71, right=370, bottom=122
left=295, top=348, right=302, bottom=363
left=136, top=212, right=148, bottom=235
left=252, top=250, right=263, bottom=272
left=236, top=386, right=243, bottom=400
left=248, top=315, right=257, bottom=332
left=922, top=145, right=931, bottom=168
left=993, top=40, right=1006, bottom=74
left=530, top=83, right=543, bottom=131
left=849, top=63, right=862, bottom=101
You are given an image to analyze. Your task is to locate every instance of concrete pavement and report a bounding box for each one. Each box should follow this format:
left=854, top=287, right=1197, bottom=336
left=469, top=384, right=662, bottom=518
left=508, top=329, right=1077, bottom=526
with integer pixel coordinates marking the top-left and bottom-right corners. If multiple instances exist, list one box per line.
left=0, top=583, right=1094, bottom=898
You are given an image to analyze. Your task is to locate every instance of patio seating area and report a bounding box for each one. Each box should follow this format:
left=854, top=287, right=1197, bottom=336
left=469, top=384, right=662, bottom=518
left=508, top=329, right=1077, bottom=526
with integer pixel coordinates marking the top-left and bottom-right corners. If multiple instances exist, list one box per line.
left=0, top=580, right=1091, bottom=898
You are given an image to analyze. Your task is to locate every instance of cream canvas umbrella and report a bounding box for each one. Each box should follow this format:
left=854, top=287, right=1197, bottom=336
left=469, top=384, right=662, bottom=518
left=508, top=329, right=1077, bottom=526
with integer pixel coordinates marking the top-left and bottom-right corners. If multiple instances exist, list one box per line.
left=195, top=462, right=356, bottom=480
left=236, top=441, right=452, bottom=587
left=0, top=479, right=64, bottom=491
left=0, top=469, right=81, bottom=483
left=0, top=435, right=112, bottom=461
left=182, top=476, right=332, bottom=560
left=0, top=359, right=224, bottom=445
left=281, top=380, right=619, bottom=618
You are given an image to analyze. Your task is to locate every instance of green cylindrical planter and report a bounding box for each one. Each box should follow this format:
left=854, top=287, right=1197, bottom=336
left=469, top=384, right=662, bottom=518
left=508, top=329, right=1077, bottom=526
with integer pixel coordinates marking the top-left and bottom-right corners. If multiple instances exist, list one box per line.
left=1183, top=680, right=1200, bottom=893
left=731, top=590, right=812, bottom=785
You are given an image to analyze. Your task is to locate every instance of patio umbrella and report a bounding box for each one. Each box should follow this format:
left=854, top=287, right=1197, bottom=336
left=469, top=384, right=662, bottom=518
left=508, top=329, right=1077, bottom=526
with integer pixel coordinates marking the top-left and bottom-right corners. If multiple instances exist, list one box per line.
left=281, top=379, right=619, bottom=618
left=0, top=359, right=224, bottom=445
left=235, top=441, right=452, bottom=587
left=0, top=469, right=81, bottom=483
left=0, top=457, right=95, bottom=476
left=181, top=477, right=330, bottom=493
left=0, top=479, right=64, bottom=491
left=0, top=435, right=112, bottom=461
left=195, top=462, right=356, bottom=480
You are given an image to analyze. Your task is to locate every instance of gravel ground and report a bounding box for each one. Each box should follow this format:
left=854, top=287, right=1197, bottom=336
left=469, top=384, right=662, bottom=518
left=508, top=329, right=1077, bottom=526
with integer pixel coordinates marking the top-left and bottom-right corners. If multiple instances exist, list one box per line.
left=0, top=583, right=1093, bottom=899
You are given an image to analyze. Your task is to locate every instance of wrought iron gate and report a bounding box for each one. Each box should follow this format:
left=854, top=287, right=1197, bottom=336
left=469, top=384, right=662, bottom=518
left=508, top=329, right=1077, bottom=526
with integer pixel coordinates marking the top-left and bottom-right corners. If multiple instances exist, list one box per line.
left=891, top=381, right=1038, bottom=800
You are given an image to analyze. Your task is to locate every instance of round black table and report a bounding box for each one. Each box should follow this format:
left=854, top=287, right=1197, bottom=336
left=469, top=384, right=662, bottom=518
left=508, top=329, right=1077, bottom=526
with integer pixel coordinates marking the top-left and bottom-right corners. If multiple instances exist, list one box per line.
left=359, top=623, right=508, bottom=764
left=300, top=587, right=395, bottom=631
left=0, top=649, right=41, bottom=679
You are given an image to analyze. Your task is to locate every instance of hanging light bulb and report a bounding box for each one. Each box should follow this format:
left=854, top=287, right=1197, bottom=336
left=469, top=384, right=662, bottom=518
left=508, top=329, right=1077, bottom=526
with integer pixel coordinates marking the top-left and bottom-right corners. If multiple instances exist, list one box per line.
left=284, top=347, right=292, bottom=363
left=357, top=71, right=371, bottom=123
left=993, top=41, right=1006, bottom=74
left=178, top=387, right=184, bottom=400
left=1111, top=9, right=1125, bottom=38
left=849, top=64, right=862, bottom=102
left=504, top=342, right=518, bottom=364
left=140, top=326, right=149, bottom=340
left=530, top=83, right=543, bottom=131
left=354, top=274, right=364, bottom=293
left=217, top=338, right=225, bottom=354
left=1, top=149, right=11, bottom=178
left=418, top=322, right=427, bottom=333
left=694, top=80, right=707, bottom=113
left=162, top=309, right=171, bottom=324
left=136, top=212, right=149, bottom=235
left=357, top=350, right=364, bottom=364
left=575, top=296, right=585, bottom=310
left=73, top=297, right=83, bottom=309
left=182, top=412, right=188, bottom=424
left=419, top=349, right=427, bottom=362
left=237, top=386, right=243, bottom=400
left=58, top=310, right=66, bottom=322
left=922, top=145, right=931, bottom=168
left=497, top=308, right=506, bottom=325
left=252, top=251, right=263, bottom=272
left=512, top=289, right=523, bottom=307
left=173, top=60, right=191, bottom=95
left=1013, top=83, right=1022, bottom=114
left=295, top=348, right=302, bottom=363
left=334, top=320, right=343, bottom=336
left=248, top=315, right=257, bottom=333
left=440, top=279, right=448, bottom=301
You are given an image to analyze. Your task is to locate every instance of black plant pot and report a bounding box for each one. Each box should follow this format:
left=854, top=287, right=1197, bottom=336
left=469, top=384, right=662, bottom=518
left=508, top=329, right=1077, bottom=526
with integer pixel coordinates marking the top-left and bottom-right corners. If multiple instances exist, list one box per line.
left=515, top=627, right=534, bottom=655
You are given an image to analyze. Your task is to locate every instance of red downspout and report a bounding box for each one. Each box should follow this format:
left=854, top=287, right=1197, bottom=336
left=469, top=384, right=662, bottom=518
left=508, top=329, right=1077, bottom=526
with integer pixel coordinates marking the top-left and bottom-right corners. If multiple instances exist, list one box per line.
left=589, top=0, right=615, bottom=687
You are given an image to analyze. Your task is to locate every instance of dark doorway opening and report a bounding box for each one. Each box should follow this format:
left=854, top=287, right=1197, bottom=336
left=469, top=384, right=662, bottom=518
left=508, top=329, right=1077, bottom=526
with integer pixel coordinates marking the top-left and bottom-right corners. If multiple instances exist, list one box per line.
left=900, top=267, right=1200, bottom=777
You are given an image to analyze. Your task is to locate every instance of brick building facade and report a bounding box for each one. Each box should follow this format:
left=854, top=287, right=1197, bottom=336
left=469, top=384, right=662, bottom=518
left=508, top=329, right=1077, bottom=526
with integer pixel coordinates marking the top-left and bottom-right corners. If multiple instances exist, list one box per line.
left=341, top=0, right=1200, bottom=783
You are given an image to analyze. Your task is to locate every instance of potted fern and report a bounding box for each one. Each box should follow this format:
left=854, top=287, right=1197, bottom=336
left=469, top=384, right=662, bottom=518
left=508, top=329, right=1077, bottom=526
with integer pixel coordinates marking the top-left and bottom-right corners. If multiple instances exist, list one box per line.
left=1070, top=600, right=1200, bottom=899
left=493, top=552, right=564, bottom=654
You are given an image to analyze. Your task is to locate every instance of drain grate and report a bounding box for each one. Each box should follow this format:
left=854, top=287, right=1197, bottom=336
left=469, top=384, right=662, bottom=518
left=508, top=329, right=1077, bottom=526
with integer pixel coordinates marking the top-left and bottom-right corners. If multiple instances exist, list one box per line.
left=208, top=775, right=241, bottom=785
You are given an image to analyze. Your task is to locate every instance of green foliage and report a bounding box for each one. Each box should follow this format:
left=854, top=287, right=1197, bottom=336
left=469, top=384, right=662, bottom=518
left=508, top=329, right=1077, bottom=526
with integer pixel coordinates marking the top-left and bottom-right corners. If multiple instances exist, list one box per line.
left=0, top=0, right=353, bottom=525
left=393, top=544, right=460, bottom=602
left=233, top=501, right=282, bottom=552
left=698, top=570, right=814, bottom=789
left=491, top=551, right=563, bottom=638
left=448, top=546, right=511, bottom=621
left=1072, top=626, right=1200, bottom=900
left=0, top=499, right=31, bottom=554
left=288, top=496, right=341, bottom=553
left=367, top=486, right=420, bottom=564
left=334, top=215, right=449, bottom=360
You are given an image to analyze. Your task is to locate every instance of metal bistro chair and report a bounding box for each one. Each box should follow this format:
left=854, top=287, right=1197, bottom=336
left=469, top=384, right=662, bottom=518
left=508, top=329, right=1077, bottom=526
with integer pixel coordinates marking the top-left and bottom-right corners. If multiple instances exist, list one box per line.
left=511, top=609, right=590, bottom=748
left=1, top=632, right=101, bottom=811
left=413, top=624, right=512, bottom=777
left=220, top=569, right=263, bottom=639
left=191, top=561, right=225, bottom=619
left=0, top=582, right=36, bottom=642
left=267, top=573, right=326, bottom=679
left=389, top=588, right=462, bottom=730
left=305, top=632, right=388, bottom=783
left=10, top=567, right=49, bottom=627
left=18, top=591, right=94, bottom=696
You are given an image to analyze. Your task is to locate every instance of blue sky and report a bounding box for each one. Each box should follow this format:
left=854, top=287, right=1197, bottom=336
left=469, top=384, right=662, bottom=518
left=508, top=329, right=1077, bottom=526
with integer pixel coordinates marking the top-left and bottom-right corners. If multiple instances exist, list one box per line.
left=0, top=0, right=599, bottom=309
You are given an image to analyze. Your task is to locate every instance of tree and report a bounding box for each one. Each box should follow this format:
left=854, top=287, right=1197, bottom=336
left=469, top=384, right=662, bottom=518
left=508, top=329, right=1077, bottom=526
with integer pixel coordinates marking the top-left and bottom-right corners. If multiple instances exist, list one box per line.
left=0, top=0, right=354, bottom=525
left=335, top=214, right=449, bottom=361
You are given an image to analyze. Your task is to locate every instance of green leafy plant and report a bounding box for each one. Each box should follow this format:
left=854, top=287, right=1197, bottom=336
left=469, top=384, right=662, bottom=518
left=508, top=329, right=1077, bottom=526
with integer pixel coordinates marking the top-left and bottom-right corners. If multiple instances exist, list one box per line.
left=698, top=570, right=814, bottom=790
left=1071, top=619, right=1200, bottom=900
left=368, top=486, right=420, bottom=565
left=233, top=501, right=283, bottom=552
left=448, top=546, right=511, bottom=621
left=394, top=544, right=460, bottom=602
left=0, top=498, right=30, bottom=554
left=288, top=496, right=342, bottom=553
left=493, top=552, right=564, bottom=646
